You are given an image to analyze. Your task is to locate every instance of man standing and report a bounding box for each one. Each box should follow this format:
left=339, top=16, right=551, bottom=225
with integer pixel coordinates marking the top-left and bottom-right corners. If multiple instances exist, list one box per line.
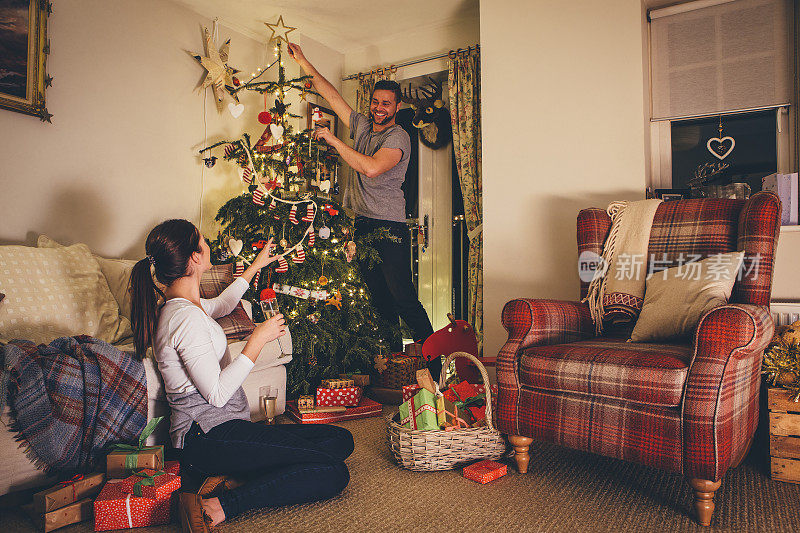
left=288, top=43, right=437, bottom=376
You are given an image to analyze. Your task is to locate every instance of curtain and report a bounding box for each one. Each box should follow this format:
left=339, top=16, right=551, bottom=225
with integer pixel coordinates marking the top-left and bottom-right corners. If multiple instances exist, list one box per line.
left=448, top=50, right=483, bottom=354
left=355, top=70, right=396, bottom=117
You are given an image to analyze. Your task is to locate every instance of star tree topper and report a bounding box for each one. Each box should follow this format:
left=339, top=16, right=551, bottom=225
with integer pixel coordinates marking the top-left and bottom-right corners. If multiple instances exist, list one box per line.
left=193, top=23, right=240, bottom=111
left=264, top=15, right=296, bottom=45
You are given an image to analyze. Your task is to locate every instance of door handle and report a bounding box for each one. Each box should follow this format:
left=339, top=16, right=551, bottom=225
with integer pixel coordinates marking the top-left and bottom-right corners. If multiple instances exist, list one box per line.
left=419, top=214, right=429, bottom=253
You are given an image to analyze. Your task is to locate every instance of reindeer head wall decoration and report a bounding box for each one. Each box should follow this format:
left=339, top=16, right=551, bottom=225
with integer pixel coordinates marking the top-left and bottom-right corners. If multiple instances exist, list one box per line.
left=400, top=77, right=452, bottom=150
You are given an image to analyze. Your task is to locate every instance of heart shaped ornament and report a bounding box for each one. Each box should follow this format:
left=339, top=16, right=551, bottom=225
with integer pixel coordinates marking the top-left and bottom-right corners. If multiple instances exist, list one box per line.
left=228, top=238, right=244, bottom=257
left=269, top=123, right=284, bottom=141
left=228, top=103, right=245, bottom=118
left=318, top=180, right=331, bottom=193
left=707, top=136, right=735, bottom=160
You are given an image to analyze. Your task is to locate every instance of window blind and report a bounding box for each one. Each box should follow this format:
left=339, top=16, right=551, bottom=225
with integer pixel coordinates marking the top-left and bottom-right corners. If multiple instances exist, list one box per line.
left=650, top=0, right=793, bottom=120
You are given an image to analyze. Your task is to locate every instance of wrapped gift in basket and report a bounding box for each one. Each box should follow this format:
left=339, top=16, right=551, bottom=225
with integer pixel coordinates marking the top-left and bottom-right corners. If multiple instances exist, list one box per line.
left=386, top=352, right=507, bottom=471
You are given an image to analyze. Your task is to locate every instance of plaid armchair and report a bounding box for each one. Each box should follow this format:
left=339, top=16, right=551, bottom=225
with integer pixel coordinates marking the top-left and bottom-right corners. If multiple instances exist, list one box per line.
left=497, top=191, right=780, bottom=526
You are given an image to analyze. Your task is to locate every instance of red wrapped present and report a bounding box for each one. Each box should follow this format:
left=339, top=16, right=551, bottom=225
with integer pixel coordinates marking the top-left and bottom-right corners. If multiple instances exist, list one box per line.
left=93, top=480, right=172, bottom=531
left=163, top=460, right=180, bottom=476
left=119, top=469, right=180, bottom=500
left=316, top=386, right=363, bottom=407
left=463, top=459, right=507, bottom=484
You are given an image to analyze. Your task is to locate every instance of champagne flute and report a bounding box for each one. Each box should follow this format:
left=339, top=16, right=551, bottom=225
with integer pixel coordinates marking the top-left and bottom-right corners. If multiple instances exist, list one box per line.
left=260, top=297, right=288, bottom=358
left=259, top=386, right=277, bottom=425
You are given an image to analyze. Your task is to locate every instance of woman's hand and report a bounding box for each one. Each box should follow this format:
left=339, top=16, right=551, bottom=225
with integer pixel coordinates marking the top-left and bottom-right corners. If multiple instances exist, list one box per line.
left=256, top=312, right=287, bottom=343
left=241, top=313, right=287, bottom=363
left=251, top=238, right=279, bottom=269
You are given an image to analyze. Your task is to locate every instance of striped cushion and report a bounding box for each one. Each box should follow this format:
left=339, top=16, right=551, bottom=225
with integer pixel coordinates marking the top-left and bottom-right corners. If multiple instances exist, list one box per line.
left=519, top=339, right=691, bottom=407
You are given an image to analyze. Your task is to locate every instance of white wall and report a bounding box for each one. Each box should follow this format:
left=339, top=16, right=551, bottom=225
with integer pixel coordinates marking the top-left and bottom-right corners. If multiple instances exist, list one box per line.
left=0, top=0, right=343, bottom=259
left=481, top=0, right=648, bottom=356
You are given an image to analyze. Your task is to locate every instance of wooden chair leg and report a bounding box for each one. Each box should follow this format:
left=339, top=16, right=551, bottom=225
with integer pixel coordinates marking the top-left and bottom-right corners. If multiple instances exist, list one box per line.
left=688, top=478, right=722, bottom=526
left=508, top=435, right=533, bottom=473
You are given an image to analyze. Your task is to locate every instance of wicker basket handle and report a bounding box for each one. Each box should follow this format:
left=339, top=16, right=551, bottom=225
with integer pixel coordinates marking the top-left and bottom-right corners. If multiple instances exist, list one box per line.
left=437, top=351, right=495, bottom=432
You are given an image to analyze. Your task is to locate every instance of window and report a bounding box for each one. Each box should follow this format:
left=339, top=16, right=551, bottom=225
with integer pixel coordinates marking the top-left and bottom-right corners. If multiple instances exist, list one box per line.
left=671, top=110, right=777, bottom=192
left=647, top=0, right=796, bottom=189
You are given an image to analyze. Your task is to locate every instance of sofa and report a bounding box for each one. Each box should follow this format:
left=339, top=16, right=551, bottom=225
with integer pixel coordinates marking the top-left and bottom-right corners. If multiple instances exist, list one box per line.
left=0, top=236, right=291, bottom=496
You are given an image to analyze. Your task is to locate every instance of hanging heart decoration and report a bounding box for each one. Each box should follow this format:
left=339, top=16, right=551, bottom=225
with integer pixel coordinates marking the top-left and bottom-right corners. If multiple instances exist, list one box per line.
left=228, top=238, right=244, bottom=257
left=269, top=123, right=284, bottom=141
left=318, top=179, right=331, bottom=193
left=228, top=103, right=245, bottom=118
left=706, top=136, right=735, bottom=160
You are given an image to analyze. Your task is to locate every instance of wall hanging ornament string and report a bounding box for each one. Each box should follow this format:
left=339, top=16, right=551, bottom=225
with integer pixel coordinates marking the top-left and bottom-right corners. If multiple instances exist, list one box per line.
left=707, top=115, right=735, bottom=161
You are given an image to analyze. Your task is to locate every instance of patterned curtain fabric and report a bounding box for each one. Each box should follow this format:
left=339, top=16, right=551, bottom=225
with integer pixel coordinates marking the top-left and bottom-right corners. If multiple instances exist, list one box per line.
left=448, top=50, right=483, bottom=354
left=355, top=70, right=396, bottom=117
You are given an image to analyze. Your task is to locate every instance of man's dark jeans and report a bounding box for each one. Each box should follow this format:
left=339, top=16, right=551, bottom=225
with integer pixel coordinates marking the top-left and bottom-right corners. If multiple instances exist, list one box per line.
left=182, top=420, right=354, bottom=519
left=354, top=216, right=439, bottom=378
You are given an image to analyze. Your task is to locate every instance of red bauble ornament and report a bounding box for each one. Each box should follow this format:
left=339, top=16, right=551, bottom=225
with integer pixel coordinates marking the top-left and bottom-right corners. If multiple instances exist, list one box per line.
left=258, top=111, right=273, bottom=125
left=233, top=77, right=240, bottom=86
left=260, top=288, right=277, bottom=301
left=304, top=81, right=312, bottom=89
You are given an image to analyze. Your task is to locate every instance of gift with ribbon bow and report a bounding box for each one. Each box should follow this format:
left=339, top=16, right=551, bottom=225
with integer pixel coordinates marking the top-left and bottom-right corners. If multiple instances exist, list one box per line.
left=32, top=472, right=106, bottom=513
left=398, top=388, right=444, bottom=430
left=105, top=417, right=165, bottom=478
left=94, top=479, right=172, bottom=531
left=119, top=469, right=181, bottom=500
left=442, top=381, right=487, bottom=426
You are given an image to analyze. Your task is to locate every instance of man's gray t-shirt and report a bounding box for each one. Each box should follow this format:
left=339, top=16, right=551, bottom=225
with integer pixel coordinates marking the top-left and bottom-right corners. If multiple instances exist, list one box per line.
left=343, top=109, right=410, bottom=223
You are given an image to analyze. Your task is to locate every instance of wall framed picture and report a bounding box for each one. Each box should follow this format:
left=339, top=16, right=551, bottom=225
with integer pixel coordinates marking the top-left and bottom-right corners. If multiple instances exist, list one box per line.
left=0, top=0, right=52, bottom=122
left=307, top=103, right=338, bottom=137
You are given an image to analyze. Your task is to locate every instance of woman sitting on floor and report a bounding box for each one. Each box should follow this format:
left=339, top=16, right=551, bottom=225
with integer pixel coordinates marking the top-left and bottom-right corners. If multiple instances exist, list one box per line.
left=129, top=219, right=354, bottom=532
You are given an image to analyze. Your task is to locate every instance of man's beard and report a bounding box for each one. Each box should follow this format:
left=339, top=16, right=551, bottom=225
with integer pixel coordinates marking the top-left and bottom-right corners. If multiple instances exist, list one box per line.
left=370, top=109, right=396, bottom=125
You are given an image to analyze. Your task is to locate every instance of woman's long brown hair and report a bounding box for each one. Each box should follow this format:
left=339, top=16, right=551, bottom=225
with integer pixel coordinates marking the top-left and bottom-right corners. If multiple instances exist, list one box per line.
left=129, top=219, right=201, bottom=358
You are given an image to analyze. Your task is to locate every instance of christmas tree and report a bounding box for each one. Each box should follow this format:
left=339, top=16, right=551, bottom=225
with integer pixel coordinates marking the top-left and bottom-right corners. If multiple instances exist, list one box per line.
left=200, top=39, right=404, bottom=398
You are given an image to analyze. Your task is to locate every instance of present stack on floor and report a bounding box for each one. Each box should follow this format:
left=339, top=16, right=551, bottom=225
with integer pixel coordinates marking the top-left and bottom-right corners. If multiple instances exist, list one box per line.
left=25, top=417, right=182, bottom=532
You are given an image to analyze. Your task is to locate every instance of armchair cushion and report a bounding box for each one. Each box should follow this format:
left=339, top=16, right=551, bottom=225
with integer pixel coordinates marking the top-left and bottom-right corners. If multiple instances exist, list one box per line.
left=520, top=339, right=692, bottom=407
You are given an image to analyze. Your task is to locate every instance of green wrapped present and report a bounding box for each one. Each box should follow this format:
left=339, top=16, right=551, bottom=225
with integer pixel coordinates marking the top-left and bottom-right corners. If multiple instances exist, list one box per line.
left=399, top=389, right=442, bottom=430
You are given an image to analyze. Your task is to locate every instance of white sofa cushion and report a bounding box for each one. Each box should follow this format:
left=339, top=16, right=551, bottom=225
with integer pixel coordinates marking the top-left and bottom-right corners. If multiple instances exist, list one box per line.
left=0, top=241, right=129, bottom=344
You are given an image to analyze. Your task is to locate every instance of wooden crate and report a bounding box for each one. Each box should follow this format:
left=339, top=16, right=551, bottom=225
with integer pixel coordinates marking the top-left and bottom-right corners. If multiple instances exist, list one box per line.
left=768, top=387, right=800, bottom=483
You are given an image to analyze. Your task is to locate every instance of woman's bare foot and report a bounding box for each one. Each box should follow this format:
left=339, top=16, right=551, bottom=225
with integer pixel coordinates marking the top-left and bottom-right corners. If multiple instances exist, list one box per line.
left=201, top=497, right=225, bottom=527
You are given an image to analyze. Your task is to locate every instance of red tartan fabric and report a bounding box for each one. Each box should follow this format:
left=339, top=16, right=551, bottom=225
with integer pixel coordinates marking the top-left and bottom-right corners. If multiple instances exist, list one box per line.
left=514, top=387, right=683, bottom=474
left=577, top=208, right=611, bottom=300
left=198, top=264, right=255, bottom=341
left=732, top=191, right=781, bottom=305
left=497, top=299, right=594, bottom=436
left=498, top=193, right=779, bottom=486
left=519, top=339, right=691, bottom=407
left=683, top=304, right=773, bottom=481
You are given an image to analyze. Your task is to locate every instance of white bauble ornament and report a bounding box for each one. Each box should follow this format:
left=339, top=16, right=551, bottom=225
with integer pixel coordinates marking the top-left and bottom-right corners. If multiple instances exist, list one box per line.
left=319, top=226, right=331, bottom=239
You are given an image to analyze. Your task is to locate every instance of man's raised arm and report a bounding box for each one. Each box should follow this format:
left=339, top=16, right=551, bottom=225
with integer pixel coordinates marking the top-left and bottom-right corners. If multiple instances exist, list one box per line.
left=287, top=43, right=354, bottom=130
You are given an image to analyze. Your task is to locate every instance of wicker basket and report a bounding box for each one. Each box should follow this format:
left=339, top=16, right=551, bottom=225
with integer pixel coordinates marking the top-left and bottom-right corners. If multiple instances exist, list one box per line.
left=387, top=352, right=507, bottom=471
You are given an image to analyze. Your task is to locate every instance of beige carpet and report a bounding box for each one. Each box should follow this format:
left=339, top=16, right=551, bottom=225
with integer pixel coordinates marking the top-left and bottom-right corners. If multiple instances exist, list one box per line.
left=2, top=406, right=800, bottom=532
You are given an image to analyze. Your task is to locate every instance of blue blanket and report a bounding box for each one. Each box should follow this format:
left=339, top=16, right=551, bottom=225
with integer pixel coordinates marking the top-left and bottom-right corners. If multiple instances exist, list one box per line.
left=1, top=336, right=147, bottom=475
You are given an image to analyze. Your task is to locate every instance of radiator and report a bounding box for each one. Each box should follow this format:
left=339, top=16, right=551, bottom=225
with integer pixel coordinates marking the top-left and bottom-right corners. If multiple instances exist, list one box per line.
left=770, top=302, right=800, bottom=327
